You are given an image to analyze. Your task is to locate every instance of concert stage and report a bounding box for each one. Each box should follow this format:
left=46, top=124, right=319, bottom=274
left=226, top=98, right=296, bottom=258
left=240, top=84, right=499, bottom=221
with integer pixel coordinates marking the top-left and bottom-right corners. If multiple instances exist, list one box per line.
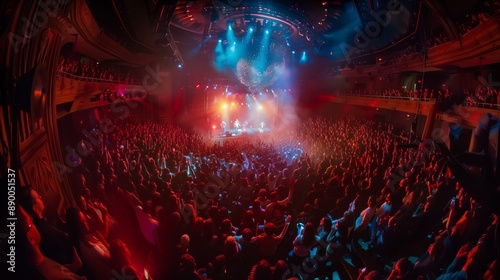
left=211, top=127, right=272, bottom=141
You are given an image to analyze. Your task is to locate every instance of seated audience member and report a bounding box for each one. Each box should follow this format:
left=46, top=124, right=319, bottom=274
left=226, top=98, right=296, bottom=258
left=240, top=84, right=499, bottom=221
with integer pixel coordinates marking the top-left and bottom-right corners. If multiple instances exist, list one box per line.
left=18, top=186, right=75, bottom=266
left=17, top=205, right=85, bottom=280
left=66, top=207, right=112, bottom=280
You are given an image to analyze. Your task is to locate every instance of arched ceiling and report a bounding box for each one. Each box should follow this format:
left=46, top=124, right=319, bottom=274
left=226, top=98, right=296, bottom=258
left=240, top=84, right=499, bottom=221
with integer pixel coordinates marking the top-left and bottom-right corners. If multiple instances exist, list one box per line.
left=83, top=0, right=496, bottom=66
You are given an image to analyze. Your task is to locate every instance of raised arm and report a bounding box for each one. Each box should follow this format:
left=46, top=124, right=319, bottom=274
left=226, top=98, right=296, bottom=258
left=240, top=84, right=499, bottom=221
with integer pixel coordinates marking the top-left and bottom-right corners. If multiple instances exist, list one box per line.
left=326, top=224, right=338, bottom=243
left=277, top=215, right=291, bottom=240
left=278, top=184, right=294, bottom=205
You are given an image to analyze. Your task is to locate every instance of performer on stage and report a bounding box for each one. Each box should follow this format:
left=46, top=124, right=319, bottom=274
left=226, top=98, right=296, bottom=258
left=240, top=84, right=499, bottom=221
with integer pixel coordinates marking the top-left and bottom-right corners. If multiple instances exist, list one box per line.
left=220, top=120, right=226, bottom=133
left=260, top=121, right=265, bottom=129
left=234, top=119, right=241, bottom=130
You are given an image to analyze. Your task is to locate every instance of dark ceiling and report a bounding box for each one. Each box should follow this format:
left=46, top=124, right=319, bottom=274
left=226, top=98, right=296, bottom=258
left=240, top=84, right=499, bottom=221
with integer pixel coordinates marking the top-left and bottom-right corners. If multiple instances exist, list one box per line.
left=166, top=0, right=422, bottom=58
left=85, top=0, right=491, bottom=66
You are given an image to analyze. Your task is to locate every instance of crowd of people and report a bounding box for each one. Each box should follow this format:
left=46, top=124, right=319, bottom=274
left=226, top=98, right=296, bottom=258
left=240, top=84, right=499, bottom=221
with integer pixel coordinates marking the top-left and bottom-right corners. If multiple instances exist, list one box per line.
left=334, top=86, right=500, bottom=110
left=57, top=53, right=140, bottom=84
left=16, top=113, right=500, bottom=280
left=456, top=0, right=500, bottom=36
left=412, top=1, right=500, bottom=51
left=426, top=32, right=450, bottom=49
left=346, top=2, right=499, bottom=70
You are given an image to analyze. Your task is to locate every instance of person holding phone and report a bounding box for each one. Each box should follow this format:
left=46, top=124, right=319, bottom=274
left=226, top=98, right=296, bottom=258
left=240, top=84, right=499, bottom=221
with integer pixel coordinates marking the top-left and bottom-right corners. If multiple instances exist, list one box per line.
left=288, top=222, right=320, bottom=266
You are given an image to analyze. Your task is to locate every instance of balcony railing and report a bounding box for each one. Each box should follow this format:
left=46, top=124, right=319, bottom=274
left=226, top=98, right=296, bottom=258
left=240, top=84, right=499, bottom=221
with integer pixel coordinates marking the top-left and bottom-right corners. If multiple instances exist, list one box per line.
left=57, top=70, right=140, bottom=85
left=332, top=92, right=432, bottom=102
left=332, top=92, right=500, bottom=110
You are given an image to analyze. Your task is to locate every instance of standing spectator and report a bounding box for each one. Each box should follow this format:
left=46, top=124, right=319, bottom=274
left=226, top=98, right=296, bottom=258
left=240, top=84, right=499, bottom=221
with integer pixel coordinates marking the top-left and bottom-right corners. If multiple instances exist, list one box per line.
left=253, top=216, right=291, bottom=262
left=352, top=195, right=378, bottom=241
left=387, top=257, right=415, bottom=280
left=288, top=222, right=320, bottom=265
left=109, top=239, right=141, bottom=280
left=18, top=186, right=77, bottom=267
left=16, top=205, right=85, bottom=280
left=176, top=254, right=206, bottom=280
left=248, top=259, right=273, bottom=280
left=66, top=207, right=112, bottom=280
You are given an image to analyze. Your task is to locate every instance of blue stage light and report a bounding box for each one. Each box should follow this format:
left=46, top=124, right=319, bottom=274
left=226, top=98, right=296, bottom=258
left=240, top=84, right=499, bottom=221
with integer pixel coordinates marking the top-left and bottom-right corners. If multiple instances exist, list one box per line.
left=300, top=51, right=307, bottom=64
